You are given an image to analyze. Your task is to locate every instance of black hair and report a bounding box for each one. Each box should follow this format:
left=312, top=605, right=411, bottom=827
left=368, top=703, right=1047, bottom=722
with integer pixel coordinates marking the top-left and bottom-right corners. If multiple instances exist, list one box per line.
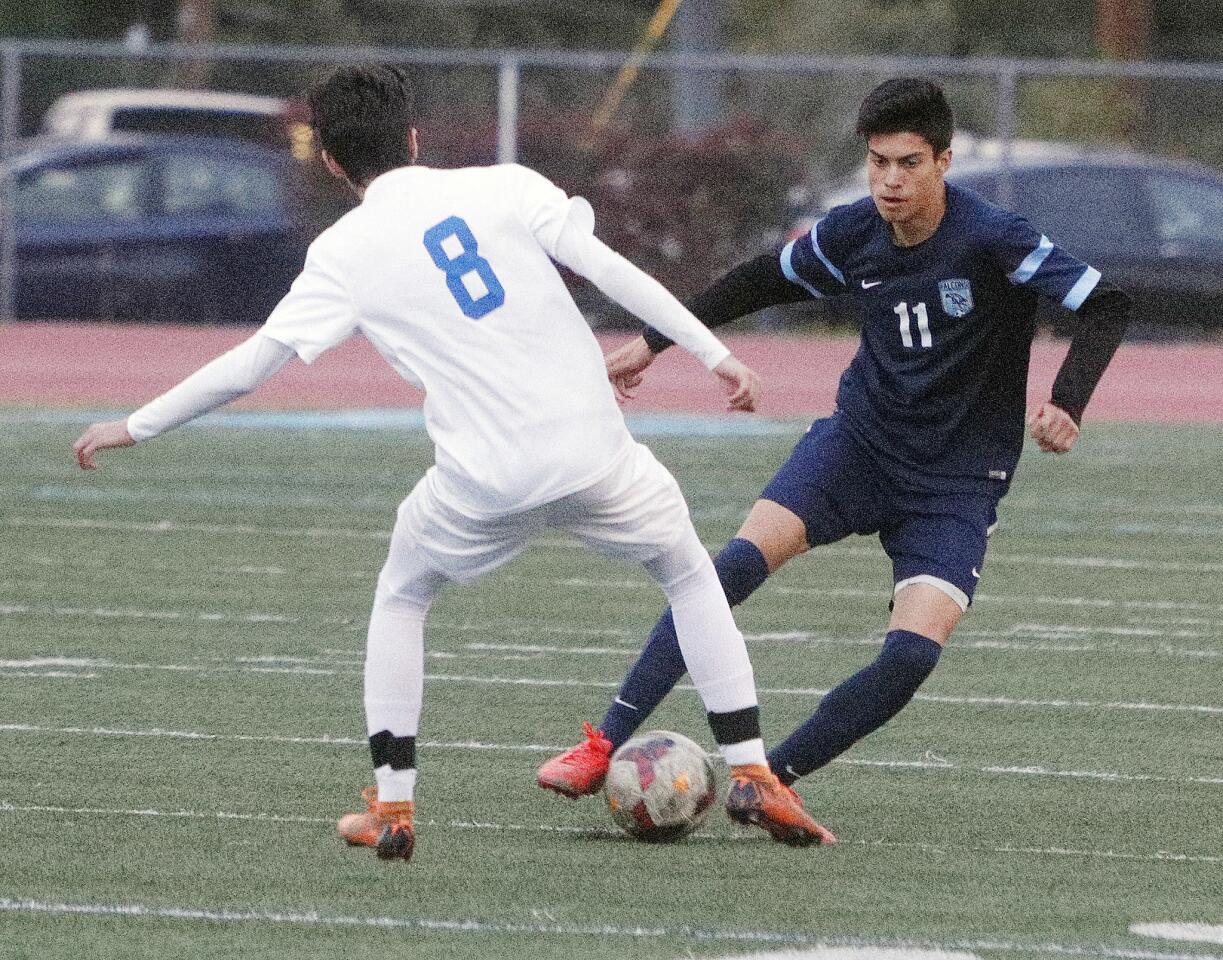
left=307, top=64, right=417, bottom=186
left=855, top=78, right=953, bottom=155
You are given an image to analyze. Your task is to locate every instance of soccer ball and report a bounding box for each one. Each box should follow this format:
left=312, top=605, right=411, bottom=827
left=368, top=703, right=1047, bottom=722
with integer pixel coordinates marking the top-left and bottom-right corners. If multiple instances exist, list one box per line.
left=603, top=729, right=717, bottom=843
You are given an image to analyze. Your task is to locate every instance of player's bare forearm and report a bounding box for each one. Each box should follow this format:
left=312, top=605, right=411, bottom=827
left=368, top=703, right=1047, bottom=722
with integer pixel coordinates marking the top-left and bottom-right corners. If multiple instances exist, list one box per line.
left=74, top=419, right=135, bottom=470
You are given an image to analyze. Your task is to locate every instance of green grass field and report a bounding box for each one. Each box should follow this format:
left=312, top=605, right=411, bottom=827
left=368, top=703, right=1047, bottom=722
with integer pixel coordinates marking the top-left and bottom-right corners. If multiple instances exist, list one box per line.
left=1, top=412, right=1220, bottom=960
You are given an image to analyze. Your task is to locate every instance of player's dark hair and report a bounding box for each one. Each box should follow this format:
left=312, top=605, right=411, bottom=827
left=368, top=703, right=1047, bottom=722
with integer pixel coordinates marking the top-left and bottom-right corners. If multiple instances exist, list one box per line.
left=308, top=64, right=417, bottom=186
left=856, top=78, right=953, bottom=155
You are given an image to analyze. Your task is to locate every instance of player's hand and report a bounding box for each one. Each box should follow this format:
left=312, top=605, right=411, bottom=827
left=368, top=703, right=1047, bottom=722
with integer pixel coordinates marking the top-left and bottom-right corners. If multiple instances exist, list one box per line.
left=605, top=336, right=656, bottom=403
left=74, top=419, right=135, bottom=470
left=713, top=355, right=761, bottom=412
left=1028, top=401, right=1079, bottom=454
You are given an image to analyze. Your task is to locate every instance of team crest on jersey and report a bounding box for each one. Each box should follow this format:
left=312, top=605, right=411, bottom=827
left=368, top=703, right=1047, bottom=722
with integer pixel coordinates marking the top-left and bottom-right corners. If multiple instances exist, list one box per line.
left=938, top=279, right=974, bottom=317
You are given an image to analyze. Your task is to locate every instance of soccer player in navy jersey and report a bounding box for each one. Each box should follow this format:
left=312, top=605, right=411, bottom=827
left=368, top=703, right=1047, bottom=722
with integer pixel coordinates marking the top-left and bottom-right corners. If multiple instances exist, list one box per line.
left=537, top=77, right=1131, bottom=818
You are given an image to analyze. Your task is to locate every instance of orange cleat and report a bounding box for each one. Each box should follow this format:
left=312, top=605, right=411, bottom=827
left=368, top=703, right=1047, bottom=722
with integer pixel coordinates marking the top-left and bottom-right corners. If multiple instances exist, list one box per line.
left=725, top=764, right=837, bottom=847
left=337, top=786, right=416, bottom=861
left=536, top=722, right=614, bottom=798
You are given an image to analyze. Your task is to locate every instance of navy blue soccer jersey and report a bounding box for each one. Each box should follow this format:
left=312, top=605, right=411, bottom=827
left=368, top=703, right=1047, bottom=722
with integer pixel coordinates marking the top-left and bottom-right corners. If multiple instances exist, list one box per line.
left=780, top=183, right=1102, bottom=491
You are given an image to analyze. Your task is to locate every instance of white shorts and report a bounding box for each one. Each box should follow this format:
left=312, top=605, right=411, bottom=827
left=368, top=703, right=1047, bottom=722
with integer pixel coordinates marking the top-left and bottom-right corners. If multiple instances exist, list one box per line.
left=376, top=443, right=695, bottom=609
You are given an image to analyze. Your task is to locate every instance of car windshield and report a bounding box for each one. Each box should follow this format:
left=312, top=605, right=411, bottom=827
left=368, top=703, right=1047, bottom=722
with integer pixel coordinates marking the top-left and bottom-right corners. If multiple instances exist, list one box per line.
left=1146, top=172, right=1223, bottom=253
left=15, top=159, right=146, bottom=225
left=1013, top=166, right=1151, bottom=253
left=159, top=151, right=285, bottom=217
left=111, top=107, right=288, bottom=147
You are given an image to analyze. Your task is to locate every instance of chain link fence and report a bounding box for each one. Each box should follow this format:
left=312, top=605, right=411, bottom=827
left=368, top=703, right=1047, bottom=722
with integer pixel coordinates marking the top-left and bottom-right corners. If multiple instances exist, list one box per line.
left=2, top=41, right=1222, bottom=333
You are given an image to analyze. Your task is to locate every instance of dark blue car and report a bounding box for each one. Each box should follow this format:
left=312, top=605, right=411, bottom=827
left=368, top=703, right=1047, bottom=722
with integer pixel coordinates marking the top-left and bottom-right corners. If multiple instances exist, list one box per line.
left=7, top=134, right=312, bottom=324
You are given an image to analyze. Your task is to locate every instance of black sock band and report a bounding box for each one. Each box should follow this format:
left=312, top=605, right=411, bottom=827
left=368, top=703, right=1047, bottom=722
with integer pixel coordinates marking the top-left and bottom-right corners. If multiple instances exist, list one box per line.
left=706, top=705, right=761, bottom=746
left=369, top=730, right=416, bottom=770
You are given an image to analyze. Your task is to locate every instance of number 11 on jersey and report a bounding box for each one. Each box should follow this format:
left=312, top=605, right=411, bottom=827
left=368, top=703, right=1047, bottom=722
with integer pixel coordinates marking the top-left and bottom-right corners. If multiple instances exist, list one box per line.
left=423, top=216, right=506, bottom=320
left=894, top=301, right=933, bottom=349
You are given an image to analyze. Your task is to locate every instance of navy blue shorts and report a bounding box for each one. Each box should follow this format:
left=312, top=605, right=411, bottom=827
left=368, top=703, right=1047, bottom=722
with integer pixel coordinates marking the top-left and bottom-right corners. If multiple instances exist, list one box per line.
left=760, top=415, right=1002, bottom=609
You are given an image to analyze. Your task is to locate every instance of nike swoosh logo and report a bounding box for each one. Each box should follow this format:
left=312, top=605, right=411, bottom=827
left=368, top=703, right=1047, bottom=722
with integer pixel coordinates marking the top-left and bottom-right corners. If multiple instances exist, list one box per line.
left=861, top=279, right=882, bottom=289
left=971, top=567, right=981, bottom=579
left=614, top=697, right=639, bottom=711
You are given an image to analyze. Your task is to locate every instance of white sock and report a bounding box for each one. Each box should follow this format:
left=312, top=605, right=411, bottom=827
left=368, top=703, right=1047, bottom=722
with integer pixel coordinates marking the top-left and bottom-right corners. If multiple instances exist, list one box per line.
left=364, top=598, right=426, bottom=803
left=720, top=738, right=768, bottom=768
left=374, top=767, right=418, bottom=804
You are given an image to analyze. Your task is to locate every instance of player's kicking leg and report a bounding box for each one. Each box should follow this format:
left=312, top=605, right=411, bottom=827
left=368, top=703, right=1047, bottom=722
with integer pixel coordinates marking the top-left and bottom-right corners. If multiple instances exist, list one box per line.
left=537, top=502, right=801, bottom=798
left=639, top=523, right=833, bottom=846
left=535, top=535, right=772, bottom=797
left=539, top=445, right=833, bottom=845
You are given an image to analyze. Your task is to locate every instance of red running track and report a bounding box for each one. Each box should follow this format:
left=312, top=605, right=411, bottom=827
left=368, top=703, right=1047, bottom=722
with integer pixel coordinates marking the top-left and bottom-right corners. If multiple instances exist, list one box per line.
left=1, top=322, right=1220, bottom=423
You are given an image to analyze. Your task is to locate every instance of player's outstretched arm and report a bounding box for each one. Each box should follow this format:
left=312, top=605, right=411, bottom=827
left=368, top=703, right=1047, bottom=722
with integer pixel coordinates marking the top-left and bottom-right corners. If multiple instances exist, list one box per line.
left=72, top=333, right=295, bottom=471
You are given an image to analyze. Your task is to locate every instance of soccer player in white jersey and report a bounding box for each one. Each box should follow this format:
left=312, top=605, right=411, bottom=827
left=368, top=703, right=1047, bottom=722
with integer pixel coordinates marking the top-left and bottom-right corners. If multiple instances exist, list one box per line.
left=73, top=65, right=834, bottom=860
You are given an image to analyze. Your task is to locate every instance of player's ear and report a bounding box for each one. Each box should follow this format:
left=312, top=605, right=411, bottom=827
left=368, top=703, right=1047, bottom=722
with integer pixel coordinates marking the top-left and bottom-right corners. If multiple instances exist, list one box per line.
left=936, top=147, right=952, bottom=175
left=320, top=149, right=348, bottom=182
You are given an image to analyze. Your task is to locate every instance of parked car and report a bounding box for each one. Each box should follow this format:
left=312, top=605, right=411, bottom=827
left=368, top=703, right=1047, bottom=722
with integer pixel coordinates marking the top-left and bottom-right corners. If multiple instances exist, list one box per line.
left=41, top=88, right=309, bottom=157
left=789, top=141, right=1223, bottom=337
left=5, top=134, right=311, bottom=324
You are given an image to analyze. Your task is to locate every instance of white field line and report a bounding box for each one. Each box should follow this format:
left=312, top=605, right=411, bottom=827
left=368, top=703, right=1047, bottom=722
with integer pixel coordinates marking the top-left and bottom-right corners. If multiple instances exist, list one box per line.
left=557, top=577, right=1223, bottom=615
left=1, top=801, right=1220, bottom=870
left=0, top=901, right=1217, bottom=960
left=469, top=635, right=1223, bottom=660
left=8, top=515, right=1223, bottom=575
left=0, top=652, right=1220, bottom=716
left=21, top=556, right=289, bottom=576
left=2, top=723, right=1221, bottom=789
left=0, top=670, right=99, bottom=679
left=1131, top=925, right=1223, bottom=946
left=694, top=950, right=982, bottom=960
left=3, top=603, right=1222, bottom=661
left=1005, top=495, right=1223, bottom=517
left=17, top=475, right=1223, bottom=517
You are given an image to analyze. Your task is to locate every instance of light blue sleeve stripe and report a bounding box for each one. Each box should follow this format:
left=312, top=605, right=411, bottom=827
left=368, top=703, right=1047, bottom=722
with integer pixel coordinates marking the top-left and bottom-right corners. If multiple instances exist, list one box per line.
left=1062, top=266, right=1102, bottom=310
left=810, top=219, right=846, bottom=286
left=780, top=239, right=825, bottom=299
left=1008, top=235, right=1053, bottom=284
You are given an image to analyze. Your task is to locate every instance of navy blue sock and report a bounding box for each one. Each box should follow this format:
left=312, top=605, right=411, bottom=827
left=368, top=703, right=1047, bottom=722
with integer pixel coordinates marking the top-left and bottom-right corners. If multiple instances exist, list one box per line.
left=599, top=538, right=770, bottom=748
left=769, top=629, right=941, bottom=785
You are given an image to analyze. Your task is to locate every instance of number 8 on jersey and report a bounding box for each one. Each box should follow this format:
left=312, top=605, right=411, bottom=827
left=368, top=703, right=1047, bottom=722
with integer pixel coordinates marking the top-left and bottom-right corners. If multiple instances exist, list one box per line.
left=423, top=215, right=506, bottom=319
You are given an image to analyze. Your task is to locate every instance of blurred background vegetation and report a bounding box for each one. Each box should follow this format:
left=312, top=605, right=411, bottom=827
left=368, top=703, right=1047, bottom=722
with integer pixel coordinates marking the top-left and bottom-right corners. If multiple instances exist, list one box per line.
left=2, top=0, right=1220, bottom=60
left=3, top=1, right=1220, bottom=317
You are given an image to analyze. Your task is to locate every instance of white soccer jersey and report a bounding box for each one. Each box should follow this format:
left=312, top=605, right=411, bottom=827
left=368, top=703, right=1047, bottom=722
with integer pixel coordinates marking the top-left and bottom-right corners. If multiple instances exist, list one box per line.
left=262, top=164, right=662, bottom=517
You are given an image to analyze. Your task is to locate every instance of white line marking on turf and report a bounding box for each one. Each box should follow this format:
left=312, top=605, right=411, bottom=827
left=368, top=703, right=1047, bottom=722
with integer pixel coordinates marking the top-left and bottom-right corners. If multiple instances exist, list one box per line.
left=0, top=670, right=98, bottom=680
left=0, top=894, right=1221, bottom=960
left=11, top=604, right=1222, bottom=658
left=1131, top=925, right=1223, bottom=946
left=1, top=650, right=1220, bottom=716
left=2, top=723, right=1220, bottom=788
left=557, top=577, right=1223, bottom=616
left=0, top=896, right=813, bottom=944
left=5, top=516, right=391, bottom=541
left=701, top=951, right=981, bottom=960
left=0, top=604, right=300, bottom=625
left=1, top=802, right=1219, bottom=870
left=9, top=515, right=1223, bottom=574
